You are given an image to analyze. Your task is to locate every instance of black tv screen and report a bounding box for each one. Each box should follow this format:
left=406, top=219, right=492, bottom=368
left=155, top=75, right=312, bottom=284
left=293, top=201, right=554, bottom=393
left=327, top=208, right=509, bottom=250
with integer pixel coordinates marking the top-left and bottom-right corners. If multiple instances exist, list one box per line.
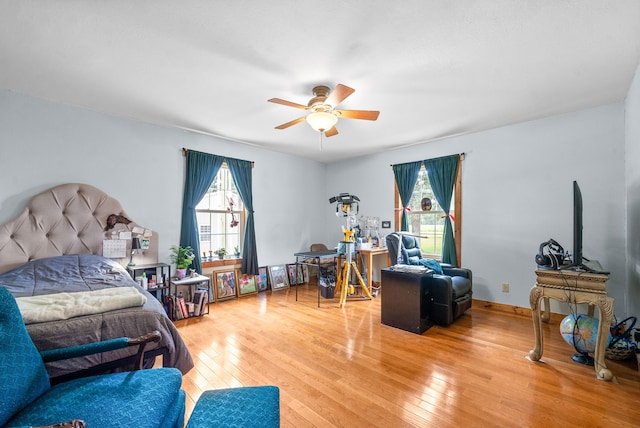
left=573, top=180, right=583, bottom=268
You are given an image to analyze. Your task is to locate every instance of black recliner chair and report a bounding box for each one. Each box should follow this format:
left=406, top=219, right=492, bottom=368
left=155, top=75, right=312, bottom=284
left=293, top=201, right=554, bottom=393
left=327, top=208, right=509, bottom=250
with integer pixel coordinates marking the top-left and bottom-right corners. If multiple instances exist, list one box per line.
left=385, top=233, right=472, bottom=326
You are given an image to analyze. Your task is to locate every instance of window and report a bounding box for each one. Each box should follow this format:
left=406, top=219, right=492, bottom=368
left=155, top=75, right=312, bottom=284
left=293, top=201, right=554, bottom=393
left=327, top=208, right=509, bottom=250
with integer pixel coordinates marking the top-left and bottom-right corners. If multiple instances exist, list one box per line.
left=196, top=164, right=244, bottom=256
left=394, top=163, right=461, bottom=262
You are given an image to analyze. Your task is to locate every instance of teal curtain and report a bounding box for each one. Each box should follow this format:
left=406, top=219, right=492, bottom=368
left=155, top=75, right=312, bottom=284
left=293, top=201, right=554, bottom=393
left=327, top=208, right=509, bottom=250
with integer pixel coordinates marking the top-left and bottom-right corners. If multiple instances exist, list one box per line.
left=424, top=154, right=459, bottom=266
left=180, top=150, right=224, bottom=274
left=392, top=161, right=422, bottom=231
left=226, top=157, right=258, bottom=275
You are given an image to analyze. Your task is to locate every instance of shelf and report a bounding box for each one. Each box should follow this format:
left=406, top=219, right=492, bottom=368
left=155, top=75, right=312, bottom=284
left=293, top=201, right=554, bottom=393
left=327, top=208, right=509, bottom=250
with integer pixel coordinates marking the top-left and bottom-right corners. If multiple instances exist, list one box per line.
left=169, top=274, right=212, bottom=321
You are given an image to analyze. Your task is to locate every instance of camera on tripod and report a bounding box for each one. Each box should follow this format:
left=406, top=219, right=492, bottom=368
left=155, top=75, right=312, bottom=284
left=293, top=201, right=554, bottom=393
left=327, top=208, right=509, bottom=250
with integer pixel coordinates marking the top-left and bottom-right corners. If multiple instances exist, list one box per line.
left=329, top=193, right=360, bottom=217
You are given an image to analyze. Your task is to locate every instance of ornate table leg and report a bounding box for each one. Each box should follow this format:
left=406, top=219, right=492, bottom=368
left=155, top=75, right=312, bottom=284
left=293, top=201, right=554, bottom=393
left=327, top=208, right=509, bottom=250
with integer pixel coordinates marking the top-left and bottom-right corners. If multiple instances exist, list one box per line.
left=528, top=286, right=544, bottom=361
left=540, top=296, right=551, bottom=323
left=593, top=294, right=614, bottom=381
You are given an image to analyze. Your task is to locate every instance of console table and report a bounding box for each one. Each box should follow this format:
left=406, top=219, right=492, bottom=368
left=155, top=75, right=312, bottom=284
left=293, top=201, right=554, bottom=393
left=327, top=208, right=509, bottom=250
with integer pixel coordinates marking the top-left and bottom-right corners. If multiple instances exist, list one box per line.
left=528, top=269, right=614, bottom=381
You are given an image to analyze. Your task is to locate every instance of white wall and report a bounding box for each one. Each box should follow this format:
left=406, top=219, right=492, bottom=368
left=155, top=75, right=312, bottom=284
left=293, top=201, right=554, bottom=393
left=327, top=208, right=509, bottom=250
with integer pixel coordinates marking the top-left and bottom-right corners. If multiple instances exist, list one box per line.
left=626, top=64, right=640, bottom=318
left=326, top=103, right=627, bottom=315
left=0, top=90, right=631, bottom=317
left=0, top=90, right=327, bottom=267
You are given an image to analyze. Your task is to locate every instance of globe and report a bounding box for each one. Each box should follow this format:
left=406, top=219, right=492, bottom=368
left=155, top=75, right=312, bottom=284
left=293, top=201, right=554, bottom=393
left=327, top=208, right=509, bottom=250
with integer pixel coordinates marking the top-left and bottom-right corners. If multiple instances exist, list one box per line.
left=559, top=314, right=610, bottom=354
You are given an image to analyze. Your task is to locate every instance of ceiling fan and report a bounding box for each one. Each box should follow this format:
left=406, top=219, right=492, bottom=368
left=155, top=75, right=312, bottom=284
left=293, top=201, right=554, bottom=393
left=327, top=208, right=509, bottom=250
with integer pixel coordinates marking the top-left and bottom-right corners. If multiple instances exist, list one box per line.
left=267, top=84, right=380, bottom=137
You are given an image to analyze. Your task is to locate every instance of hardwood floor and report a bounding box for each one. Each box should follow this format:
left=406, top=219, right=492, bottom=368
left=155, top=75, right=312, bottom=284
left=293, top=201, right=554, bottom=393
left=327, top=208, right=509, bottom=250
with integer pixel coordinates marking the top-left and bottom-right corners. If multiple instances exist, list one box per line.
left=174, top=282, right=640, bottom=427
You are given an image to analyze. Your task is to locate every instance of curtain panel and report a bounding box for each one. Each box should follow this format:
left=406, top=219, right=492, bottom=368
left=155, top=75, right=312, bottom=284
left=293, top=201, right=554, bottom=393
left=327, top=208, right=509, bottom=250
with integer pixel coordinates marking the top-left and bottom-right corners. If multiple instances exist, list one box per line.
left=424, top=154, right=459, bottom=266
left=180, top=150, right=224, bottom=274
left=226, top=158, right=258, bottom=275
left=392, top=161, right=422, bottom=231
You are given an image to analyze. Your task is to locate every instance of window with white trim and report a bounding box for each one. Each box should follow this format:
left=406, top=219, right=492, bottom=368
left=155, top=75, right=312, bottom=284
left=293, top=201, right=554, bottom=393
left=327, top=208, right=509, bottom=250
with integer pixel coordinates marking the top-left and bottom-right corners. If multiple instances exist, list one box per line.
left=195, top=164, right=244, bottom=257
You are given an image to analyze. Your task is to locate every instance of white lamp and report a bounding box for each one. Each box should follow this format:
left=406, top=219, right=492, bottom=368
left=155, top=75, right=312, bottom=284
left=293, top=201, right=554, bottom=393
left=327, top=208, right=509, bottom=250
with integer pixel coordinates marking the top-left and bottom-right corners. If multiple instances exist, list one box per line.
left=306, top=111, right=338, bottom=132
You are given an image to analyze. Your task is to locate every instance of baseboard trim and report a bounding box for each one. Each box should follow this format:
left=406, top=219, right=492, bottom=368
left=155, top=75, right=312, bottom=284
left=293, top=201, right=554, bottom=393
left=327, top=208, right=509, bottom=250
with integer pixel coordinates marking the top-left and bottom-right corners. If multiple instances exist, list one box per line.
left=473, top=299, right=566, bottom=324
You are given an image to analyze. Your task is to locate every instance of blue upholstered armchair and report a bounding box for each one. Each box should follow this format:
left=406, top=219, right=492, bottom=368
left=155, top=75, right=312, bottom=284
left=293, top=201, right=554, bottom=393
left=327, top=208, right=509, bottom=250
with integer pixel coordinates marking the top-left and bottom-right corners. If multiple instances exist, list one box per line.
left=386, top=233, right=473, bottom=326
left=0, top=287, right=186, bottom=428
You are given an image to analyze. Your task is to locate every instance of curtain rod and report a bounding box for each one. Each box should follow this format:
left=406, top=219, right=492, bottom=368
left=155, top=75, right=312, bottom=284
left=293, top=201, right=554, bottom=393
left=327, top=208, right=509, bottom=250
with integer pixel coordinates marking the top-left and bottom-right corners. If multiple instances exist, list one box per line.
left=181, top=148, right=254, bottom=167
left=390, top=152, right=465, bottom=167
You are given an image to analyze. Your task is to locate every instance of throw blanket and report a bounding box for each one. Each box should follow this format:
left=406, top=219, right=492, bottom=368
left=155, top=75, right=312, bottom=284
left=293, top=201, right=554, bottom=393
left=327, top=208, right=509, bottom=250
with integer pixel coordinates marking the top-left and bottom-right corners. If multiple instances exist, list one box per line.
left=16, top=287, right=147, bottom=324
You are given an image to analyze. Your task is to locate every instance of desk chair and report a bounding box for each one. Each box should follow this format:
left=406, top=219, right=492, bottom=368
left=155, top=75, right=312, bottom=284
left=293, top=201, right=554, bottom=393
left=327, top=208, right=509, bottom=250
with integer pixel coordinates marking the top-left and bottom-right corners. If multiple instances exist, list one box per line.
left=310, top=243, right=337, bottom=276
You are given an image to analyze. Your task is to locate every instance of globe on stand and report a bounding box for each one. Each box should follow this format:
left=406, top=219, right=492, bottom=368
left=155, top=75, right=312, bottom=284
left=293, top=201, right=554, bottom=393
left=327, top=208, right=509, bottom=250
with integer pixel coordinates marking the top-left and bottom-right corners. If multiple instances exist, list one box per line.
left=559, top=314, right=610, bottom=366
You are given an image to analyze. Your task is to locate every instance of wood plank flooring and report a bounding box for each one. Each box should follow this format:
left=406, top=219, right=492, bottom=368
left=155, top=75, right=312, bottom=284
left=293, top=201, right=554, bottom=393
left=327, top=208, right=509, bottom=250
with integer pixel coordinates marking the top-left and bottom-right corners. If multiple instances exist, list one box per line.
left=173, top=282, right=640, bottom=427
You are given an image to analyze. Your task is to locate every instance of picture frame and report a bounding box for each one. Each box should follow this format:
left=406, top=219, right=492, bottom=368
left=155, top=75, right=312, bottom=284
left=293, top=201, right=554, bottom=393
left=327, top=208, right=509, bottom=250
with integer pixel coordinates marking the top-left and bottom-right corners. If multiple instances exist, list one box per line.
left=268, top=264, right=289, bottom=291
left=236, top=269, right=258, bottom=296
left=297, top=263, right=308, bottom=284
left=256, top=266, right=268, bottom=292
left=214, top=269, right=237, bottom=300
left=286, top=263, right=299, bottom=285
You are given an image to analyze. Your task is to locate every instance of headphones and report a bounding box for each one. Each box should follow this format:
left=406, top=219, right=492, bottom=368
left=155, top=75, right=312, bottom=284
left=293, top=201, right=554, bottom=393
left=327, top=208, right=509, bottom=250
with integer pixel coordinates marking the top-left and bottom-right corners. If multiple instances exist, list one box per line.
left=535, top=239, right=565, bottom=269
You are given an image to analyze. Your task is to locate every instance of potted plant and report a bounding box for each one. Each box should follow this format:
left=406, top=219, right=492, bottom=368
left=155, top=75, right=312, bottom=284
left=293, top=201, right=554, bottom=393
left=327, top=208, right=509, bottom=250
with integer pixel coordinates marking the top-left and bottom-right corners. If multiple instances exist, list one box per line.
left=214, top=248, right=227, bottom=259
left=170, top=245, right=195, bottom=279
left=234, top=246, right=241, bottom=258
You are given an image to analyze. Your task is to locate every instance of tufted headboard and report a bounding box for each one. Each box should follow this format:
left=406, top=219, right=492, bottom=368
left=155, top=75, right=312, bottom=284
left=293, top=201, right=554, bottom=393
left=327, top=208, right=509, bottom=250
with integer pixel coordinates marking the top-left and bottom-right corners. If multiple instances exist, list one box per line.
left=0, top=183, right=159, bottom=274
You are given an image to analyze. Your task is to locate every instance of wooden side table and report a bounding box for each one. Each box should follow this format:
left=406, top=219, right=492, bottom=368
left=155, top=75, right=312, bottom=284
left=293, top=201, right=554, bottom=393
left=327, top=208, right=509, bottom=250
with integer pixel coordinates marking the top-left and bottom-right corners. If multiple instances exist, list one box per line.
left=528, top=269, right=614, bottom=381
left=357, top=247, right=390, bottom=293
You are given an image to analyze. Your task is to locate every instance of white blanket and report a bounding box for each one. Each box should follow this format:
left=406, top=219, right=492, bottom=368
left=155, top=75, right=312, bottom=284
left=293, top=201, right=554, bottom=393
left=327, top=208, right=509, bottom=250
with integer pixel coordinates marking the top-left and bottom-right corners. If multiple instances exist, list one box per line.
left=16, top=287, right=147, bottom=324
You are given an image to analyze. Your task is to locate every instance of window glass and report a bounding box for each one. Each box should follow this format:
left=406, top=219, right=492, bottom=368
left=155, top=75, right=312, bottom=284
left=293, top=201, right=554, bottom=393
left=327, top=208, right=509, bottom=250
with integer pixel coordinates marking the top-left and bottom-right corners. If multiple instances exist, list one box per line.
left=196, top=165, right=244, bottom=257
left=406, top=166, right=454, bottom=259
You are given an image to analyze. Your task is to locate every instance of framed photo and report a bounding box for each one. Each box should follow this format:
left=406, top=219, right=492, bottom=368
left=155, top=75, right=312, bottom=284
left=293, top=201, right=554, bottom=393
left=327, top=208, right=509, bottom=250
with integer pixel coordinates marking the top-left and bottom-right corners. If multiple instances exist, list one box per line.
left=214, top=269, right=237, bottom=300
left=297, top=263, right=309, bottom=284
left=237, top=270, right=258, bottom=296
left=268, top=265, right=289, bottom=291
left=286, top=263, right=299, bottom=285
left=256, top=266, right=268, bottom=292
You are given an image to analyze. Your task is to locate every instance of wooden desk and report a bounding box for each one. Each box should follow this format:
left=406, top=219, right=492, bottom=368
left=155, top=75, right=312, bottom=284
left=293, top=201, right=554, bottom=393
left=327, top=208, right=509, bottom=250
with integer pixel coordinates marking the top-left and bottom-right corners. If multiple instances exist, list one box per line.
left=357, top=247, right=390, bottom=292
left=528, top=269, right=614, bottom=381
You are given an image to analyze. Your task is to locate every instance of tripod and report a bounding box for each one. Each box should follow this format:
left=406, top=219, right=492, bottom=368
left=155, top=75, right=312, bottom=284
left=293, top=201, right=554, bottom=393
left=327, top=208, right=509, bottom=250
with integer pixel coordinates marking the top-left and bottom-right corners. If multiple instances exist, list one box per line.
left=335, top=240, right=373, bottom=307
left=329, top=198, right=373, bottom=307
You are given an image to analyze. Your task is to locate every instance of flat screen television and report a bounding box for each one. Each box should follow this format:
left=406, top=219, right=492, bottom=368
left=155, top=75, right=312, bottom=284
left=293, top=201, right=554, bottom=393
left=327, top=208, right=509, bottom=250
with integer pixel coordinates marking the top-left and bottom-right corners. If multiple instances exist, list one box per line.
left=572, top=180, right=583, bottom=269
left=566, top=181, right=608, bottom=274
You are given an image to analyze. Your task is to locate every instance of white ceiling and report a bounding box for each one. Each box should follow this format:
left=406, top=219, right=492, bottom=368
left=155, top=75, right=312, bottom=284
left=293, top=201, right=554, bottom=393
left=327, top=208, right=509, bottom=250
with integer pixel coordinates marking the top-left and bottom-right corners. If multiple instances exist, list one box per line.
left=2, top=1, right=640, bottom=163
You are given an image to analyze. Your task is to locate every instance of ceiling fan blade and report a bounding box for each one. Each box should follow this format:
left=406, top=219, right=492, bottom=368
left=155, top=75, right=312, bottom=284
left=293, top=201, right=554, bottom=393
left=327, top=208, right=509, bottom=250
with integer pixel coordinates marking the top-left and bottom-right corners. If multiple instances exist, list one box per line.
left=334, top=109, right=380, bottom=121
left=324, top=126, right=339, bottom=137
left=275, top=116, right=307, bottom=130
left=325, top=84, right=355, bottom=107
left=268, top=98, right=309, bottom=110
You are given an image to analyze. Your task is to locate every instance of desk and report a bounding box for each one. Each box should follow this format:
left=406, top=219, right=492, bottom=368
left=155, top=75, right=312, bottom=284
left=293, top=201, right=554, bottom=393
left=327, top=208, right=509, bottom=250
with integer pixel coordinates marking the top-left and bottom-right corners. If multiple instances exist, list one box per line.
left=294, top=250, right=340, bottom=307
left=528, top=269, right=614, bottom=381
left=357, top=247, right=390, bottom=293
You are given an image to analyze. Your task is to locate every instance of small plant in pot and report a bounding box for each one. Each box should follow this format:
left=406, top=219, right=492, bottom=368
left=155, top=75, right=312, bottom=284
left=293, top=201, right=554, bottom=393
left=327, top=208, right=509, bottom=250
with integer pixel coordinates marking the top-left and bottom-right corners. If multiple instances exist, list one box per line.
left=234, top=246, right=241, bottom=258
left=214, top=248, right=227, bottom=259
left=170, top=245, right=195, bottom=279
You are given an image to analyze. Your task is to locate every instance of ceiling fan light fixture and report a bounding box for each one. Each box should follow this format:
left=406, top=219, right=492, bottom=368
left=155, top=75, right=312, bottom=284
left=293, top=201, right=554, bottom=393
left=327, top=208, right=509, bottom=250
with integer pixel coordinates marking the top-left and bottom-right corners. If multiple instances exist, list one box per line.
left=306, top=111, right=338, bottom=132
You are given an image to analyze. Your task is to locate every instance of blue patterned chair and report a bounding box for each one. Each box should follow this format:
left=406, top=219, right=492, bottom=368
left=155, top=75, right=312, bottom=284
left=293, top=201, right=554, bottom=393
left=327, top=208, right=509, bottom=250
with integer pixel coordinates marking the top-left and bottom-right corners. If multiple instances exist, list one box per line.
left=186, top=386, right=280, bottom=428
left=0, top=287, right=185, bottom=428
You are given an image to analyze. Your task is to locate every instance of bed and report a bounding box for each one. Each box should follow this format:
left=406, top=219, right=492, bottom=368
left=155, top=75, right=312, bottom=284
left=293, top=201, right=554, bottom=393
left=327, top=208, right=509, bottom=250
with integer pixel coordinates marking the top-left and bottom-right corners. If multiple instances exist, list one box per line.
left=0, top=183, right=193, bottom=379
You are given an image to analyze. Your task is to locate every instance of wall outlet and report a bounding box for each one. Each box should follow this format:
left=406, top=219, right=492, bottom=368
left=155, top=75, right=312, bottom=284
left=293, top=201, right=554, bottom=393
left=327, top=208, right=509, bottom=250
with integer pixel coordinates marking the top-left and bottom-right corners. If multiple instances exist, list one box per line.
left=501, top=282, right=510, bottom=293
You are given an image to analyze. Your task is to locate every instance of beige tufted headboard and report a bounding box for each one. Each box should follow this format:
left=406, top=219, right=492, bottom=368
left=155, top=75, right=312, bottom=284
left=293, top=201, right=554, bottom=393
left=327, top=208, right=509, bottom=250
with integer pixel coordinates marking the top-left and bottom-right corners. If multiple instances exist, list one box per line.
left=0, top=183, right=159, bottom=274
